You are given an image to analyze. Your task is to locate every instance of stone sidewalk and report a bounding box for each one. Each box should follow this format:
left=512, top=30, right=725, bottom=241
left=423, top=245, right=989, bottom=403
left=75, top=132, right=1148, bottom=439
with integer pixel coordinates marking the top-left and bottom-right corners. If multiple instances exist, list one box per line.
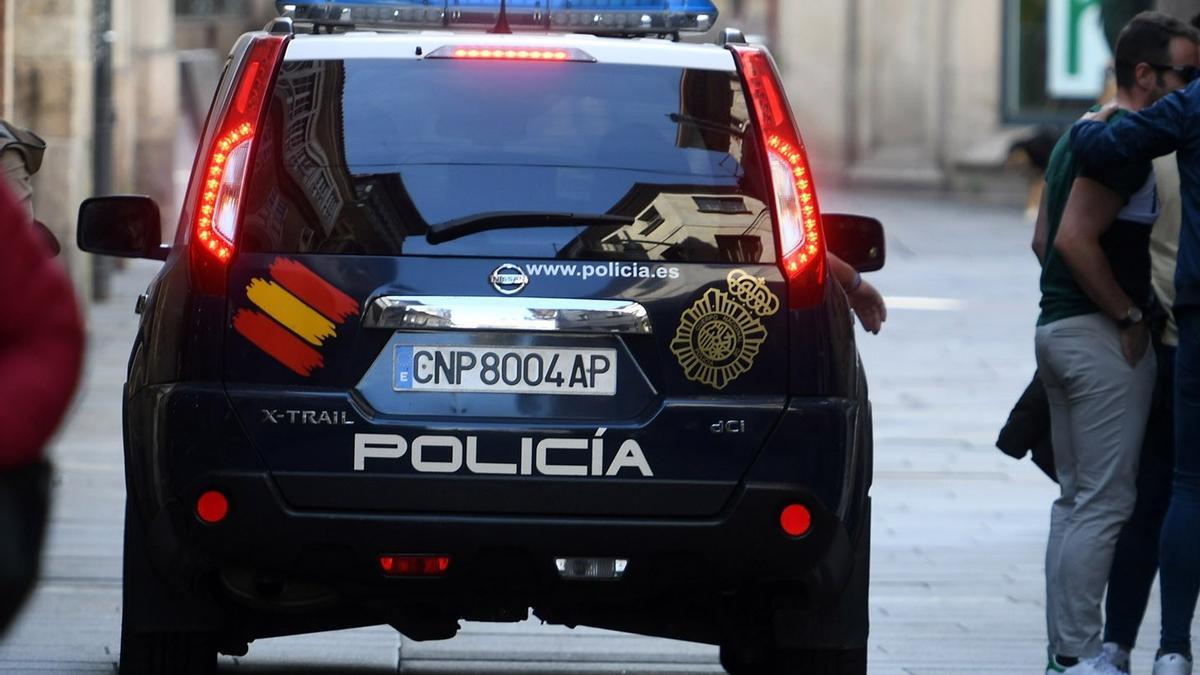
left=0, top=188, right=1190, bottom=673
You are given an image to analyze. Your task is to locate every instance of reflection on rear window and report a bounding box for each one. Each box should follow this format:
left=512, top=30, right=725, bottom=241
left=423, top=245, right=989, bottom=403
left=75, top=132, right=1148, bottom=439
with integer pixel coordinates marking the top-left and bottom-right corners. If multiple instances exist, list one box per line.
left=241, top=58, right=774, bottom=264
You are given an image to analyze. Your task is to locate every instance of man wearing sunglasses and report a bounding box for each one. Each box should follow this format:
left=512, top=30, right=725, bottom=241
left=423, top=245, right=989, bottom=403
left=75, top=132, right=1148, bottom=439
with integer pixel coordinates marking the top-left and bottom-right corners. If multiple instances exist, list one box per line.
left=1071, top=10, right=1200, bottom=675
left=1149, top=63, right=1200, bottom=85
left=1034, top=12, right=1200, bottom=675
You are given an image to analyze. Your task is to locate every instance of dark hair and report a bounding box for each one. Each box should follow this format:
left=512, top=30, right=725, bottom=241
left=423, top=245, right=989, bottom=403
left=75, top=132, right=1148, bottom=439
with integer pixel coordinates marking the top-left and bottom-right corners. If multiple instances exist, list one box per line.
left=1114, top=11, right=1200, bottom=89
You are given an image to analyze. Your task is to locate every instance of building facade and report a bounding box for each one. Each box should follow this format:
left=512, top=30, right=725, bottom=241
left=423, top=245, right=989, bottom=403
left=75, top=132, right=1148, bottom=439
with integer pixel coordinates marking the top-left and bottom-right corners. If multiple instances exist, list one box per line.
left=0, top=0, right=275, bottom=300
left=175, top=0, right=275, bottom=52
left=718, top=0, right=1200, bottom=196
left=6, top=0, right=1199, bottom=299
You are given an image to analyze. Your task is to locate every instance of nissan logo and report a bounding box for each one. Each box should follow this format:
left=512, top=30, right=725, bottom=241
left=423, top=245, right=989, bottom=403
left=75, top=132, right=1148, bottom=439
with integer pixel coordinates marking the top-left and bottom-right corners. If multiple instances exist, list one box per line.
left=490, top=264, right=530, bottom=295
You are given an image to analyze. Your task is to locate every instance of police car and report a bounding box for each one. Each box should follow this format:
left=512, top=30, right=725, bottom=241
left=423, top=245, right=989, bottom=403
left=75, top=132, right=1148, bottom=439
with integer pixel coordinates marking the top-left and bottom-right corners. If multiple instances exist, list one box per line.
left=77, top=1, right=884, bottom=672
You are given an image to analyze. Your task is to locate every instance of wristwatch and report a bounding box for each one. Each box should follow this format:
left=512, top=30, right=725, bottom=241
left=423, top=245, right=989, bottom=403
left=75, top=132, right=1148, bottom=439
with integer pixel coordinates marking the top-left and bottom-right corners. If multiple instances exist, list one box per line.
left=1117, top=306, right=1144, bottom=329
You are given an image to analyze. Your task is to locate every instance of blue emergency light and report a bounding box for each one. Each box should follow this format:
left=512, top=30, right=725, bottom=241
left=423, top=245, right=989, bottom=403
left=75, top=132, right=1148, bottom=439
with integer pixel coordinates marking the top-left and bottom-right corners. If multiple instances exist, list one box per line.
left=276, top=0, right=719, bottom=34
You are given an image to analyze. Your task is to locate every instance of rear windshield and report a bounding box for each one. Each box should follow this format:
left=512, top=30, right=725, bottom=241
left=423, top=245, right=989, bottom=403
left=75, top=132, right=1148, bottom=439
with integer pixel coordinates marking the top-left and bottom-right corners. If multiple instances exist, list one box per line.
left=241, top=57, right=775, bottom=264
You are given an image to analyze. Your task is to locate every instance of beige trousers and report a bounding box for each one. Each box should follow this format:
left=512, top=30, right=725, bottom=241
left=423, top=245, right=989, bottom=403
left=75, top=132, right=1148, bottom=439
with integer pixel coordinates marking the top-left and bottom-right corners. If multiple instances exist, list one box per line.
left=1036, top=312, right=1157, bottom=659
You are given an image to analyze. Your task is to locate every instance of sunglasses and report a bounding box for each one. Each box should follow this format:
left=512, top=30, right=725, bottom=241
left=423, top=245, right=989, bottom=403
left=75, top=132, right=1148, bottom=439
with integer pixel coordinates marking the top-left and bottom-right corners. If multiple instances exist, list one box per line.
left=1148, top=63, right=1200, bottom=83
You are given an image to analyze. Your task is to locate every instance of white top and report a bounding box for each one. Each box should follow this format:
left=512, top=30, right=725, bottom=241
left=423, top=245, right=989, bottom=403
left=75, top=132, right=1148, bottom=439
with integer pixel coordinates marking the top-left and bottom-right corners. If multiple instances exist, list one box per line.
left=1152, top=154, right=1181, bottom=347
left=1116, top=171, right=1159, bottom=226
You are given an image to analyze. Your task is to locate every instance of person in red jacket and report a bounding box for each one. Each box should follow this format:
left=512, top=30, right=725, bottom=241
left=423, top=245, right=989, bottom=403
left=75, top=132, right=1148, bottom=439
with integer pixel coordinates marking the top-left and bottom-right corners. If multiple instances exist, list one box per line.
left=0, top=176, right=84, bottom=633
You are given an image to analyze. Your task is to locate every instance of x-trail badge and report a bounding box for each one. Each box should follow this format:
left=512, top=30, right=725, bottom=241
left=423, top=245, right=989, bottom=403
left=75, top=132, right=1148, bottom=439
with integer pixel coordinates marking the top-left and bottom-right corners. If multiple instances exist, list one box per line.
left=490, top=264, right=530, bottom=295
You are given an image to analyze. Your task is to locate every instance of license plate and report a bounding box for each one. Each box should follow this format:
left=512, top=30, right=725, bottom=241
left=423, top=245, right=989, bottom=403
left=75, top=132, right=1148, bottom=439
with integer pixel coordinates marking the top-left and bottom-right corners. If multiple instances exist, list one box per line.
left=392, top=345, right=617, bottom=396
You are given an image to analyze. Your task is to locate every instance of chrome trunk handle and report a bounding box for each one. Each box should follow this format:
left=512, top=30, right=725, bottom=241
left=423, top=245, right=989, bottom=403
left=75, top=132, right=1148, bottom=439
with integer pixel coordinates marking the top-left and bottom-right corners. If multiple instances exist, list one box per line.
left=362, top=296, right=653, bottom=335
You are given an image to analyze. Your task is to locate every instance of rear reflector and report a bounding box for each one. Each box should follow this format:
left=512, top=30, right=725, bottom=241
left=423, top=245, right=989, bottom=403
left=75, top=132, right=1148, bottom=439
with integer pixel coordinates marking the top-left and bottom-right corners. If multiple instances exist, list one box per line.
left=379, top=555, right=452, bottom=577
left=428, top=45, right=594, bottom=63
left=780, top=504, right=812, bottom=537
left=555, top=557, right=628, bottom=580
left=196, top=490, right=229, bottom=524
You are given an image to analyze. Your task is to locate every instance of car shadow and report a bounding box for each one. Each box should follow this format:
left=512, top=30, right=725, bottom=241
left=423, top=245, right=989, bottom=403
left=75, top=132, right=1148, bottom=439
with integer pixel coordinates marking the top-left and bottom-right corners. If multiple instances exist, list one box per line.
left=220, top=666, right=396, bottom=674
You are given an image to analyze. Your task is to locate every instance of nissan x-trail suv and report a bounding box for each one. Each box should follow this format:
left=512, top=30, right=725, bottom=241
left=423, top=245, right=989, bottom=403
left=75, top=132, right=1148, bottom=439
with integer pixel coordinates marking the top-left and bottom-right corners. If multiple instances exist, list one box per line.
left=78, top=1, right=885, bottom=672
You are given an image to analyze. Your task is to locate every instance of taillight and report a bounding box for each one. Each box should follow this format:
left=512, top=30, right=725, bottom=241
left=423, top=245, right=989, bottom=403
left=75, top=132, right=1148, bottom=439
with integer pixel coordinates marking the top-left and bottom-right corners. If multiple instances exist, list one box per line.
left=199, top=123, right=252, bottom=261
left=190, top=35, right=288, bottom=290
left=730, top=45, right=826, bottom=309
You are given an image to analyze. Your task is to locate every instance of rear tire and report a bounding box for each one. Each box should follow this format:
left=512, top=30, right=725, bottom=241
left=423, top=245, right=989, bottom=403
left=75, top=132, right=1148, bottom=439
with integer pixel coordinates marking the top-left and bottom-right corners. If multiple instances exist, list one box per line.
left=723, top=508, right=871, bottom=674
left=119, top=498, right=223, bottom=674
left=720, top=643, right=867, bottom=674
left=719, top=641, right=769, bottom=674
left=118, top=630, right=217, bottom=675
left=777, top=647, right=867, bottom=674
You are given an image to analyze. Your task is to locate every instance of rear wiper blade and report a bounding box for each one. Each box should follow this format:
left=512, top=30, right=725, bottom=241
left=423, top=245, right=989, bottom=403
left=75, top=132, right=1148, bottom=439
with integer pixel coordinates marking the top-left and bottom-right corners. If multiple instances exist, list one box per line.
left=668, top=113, right=747, bottom=139
left=426, top=211, right=634, bottom=245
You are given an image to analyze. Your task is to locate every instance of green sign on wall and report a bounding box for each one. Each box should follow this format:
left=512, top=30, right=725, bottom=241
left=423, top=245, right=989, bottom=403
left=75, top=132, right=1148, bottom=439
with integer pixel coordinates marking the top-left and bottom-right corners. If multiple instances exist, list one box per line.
left=1004, top=0, right=1152, bottom=121
left=1047, top=0, right=1111, bottom=97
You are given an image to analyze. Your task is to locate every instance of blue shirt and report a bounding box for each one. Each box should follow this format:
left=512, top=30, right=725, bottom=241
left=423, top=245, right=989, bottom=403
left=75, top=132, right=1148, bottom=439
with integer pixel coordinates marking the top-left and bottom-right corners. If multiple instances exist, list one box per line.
left=1070, top=79, right=1200, bottom=308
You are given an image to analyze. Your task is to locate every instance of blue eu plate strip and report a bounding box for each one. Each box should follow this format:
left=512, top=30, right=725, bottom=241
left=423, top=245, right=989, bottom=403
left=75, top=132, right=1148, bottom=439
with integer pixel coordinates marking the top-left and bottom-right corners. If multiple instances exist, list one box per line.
left=393, top=345, right=414, bottom=390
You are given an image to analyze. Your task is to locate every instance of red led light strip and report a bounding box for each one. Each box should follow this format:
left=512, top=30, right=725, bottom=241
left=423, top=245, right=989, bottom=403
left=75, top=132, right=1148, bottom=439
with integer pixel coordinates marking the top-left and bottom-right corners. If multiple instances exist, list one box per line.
left=196, top=123, right=252, bottom=262
left=450, top=47, right=570, bottom=61
left=767, top=133, right=821, bottom=275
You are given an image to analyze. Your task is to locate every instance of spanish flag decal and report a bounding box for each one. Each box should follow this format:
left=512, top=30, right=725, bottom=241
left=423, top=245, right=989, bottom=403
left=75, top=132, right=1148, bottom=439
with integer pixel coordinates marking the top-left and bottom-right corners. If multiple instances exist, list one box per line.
left=233, top=259, right=358, bottom=377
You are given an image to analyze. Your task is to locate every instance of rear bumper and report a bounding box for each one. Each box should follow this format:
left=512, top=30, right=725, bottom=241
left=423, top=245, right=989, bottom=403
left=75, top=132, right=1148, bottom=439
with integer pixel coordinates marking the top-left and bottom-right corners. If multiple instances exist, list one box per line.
left=154, top=470, right=853, bottom=604
left=125, top=383, right=866, bottom=612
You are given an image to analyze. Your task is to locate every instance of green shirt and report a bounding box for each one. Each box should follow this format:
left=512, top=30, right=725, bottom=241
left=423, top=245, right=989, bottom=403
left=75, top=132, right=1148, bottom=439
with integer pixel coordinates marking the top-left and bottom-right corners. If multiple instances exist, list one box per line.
left=1038, top=111, right=1158, bottom=326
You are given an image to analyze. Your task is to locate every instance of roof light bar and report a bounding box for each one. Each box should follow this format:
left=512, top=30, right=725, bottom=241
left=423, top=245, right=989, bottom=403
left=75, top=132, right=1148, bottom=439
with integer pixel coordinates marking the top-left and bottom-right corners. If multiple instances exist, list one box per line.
left=280, top=0, right=446, bottom=27
left=276, top=0, right=718, bottom=34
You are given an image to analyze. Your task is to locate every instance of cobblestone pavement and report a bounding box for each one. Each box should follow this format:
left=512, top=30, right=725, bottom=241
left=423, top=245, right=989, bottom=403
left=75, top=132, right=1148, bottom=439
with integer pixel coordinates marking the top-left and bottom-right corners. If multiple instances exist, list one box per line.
left=0, top=188, right=1187, bottom=673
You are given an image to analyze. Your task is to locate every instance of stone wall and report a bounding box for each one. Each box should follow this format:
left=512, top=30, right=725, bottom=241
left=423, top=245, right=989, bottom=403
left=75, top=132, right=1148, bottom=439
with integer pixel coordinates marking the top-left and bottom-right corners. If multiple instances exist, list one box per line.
left=768, top=0, right=1008, bottom=186
left=9, top=0, right=96, bottom=295
left=176, top=0, right=275, bottom=53
left=120, top=0, right=178, bottom=232
left=727, top=0, right=1199, bottom=192
left=0, top=0, right=181, bottom=298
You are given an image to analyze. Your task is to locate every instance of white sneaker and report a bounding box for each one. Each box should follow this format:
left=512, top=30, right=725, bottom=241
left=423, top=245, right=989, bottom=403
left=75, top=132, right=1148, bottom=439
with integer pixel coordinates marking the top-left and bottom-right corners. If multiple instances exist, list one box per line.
left=1062, top=656, right=1129, bottom=675
left=1100, top=642, right=1132, bottom=674
left=1152, top=653, right=1193, bottom=675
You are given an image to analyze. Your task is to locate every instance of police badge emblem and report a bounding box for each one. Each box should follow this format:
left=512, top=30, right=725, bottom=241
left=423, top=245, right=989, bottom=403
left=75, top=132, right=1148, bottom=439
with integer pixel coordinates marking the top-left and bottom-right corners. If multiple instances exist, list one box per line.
left=670, top=270, right=781, bottom=390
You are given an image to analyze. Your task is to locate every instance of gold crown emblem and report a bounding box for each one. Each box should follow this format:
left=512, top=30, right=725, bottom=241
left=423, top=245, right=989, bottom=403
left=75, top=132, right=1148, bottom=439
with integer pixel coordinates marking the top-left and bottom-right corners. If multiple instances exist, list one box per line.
left=726, top=269, right=781, bottom=317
